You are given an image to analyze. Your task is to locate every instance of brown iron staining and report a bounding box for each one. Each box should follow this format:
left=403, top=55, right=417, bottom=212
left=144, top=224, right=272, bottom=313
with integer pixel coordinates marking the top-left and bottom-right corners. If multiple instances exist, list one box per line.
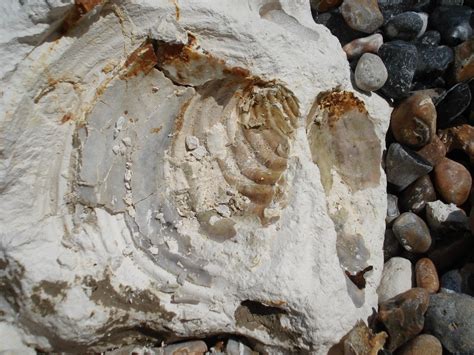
left=61, top=0, right=103, bottom=33
left=155, top=33, right=250, bottom=85
left=121, top=42, right=158, bottom=79
left=306, top=89, right=380, bottom=192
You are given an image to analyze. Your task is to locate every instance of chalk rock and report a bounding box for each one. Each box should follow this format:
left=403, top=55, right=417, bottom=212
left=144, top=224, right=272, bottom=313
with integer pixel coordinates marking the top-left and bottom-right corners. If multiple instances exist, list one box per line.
left=0, top=0, right=391, bottom=353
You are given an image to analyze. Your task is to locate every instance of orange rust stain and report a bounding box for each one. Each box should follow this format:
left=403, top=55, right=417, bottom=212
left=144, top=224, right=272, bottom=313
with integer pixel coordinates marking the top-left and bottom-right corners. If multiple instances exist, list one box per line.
left=61, top=0, right=102, bottom=33
left=150, top=126, right=163, bottom=134
left=318, top=90, right=367, bottom=126
left=122, top=42, right=158, bottom=79
left=60, top=113, right=73, bottom=124
left=172, top=0, right=180, bottom=21
left=174, top=98, right=192, bottom=133
left=223, top=66, right=251, bottom=78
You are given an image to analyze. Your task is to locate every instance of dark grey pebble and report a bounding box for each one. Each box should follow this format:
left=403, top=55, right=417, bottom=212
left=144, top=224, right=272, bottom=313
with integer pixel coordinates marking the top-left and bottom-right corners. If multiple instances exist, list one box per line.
left=440, top=269, right=463, bottom=293
left=378, top=41, right=418, bottom=99
left=384, top=11, right=427, bottom=40
left=436, top=82, right=471, bottom=129
left=387, top=193, right=400, bottom=225
left=399, top=175, right=436, bottom=214
left=415, top=44, right=454, bottom=77
left=424, top=292, right=474, bottom=354
left=416, top=30, right=441, bottom=46
left=386, top=143, right=433, bottom=191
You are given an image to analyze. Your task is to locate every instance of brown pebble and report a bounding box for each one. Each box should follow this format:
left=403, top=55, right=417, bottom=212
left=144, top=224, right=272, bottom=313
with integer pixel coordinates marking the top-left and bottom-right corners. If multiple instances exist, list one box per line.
left=439, top=124, right=474, bottom=164
left=340, top=0, right=384, bottom=33
left=399, top=175, right=436, bottom=214
left=397, top=334, right=442, bottom=355
left=454, top=39, right=474, bottom=82
left=390, top=93, right=437, bottom=149
left=392, top=212, right=432, bottom=253
left=378, top=288, right=430, bottom=352
left=343, top=33, right=383, bottom=59
left=433, top=158, right=472, bottom=206
left=416, top=135, right=446, bottom=167
left=415, top=258, right=439, bottom=293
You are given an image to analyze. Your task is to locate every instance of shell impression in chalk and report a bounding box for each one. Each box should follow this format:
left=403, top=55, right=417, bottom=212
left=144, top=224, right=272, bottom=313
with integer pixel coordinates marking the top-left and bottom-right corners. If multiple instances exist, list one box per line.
left=0, top=0, right=391, bottom=353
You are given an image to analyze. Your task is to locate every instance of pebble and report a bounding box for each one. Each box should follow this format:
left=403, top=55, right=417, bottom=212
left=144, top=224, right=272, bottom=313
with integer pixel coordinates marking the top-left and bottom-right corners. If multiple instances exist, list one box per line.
left=392, top=212, right=432, bottom=253
left=312, top=11, right=366, bottom=45
left=378, top=0, right=431, bottom=19
left=377, top=257, right=413, bottom=303
left=385, top=143, right=433, bottom=191
left=163, top=341, right=208, bottom=355
left=386, top=194, right=400, bottom=225
left=430, top=6, right=473, bottom=46
left=343, top=33, right=383, bottom=59
left=397, top=334, right=442, bottom=355
left=384, top=12, right=428, bottom=41
left=354, top=53, right=388, bottom=91
left=439, top=124, right=474, bottom=163
left=378, top=288, right=430, bottom=352
left=454, top=39, right=474, bottom=82
left=433, top=158, right=472, bottom=206
left=384, top=229, right=402, bottom=261
left=415, top=44, right=453, bottom=77
left=399, top=175, right=436, bottom=213
left=440, top=269, right=463, bottom=293
left=426, top=200, right=469, bottom=232
left=340, top=0, right=384, bottom=33
left=459, top=264, right=474, bottom=296
left=415, top=258, right=439, bottom=293
left=310, top=0, right=342, bottom=12
left=416, top=30, right=441, bottom=46
left=424, top=292, right=474, bottom=354
left=390, top=92, right=436, bottom=149
left=378, top=41, right=418, bottom=100
left=436, top=82, right=471, bottom=129
left=416, top=135, right=446, bottom=166
left=225, top=340, right=254, bottom=355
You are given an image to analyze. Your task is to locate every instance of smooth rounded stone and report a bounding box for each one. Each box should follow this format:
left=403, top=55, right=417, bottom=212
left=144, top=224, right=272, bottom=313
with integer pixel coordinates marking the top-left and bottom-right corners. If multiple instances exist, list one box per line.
left=433, top=158, right=472, bottom=206
left=416, top=135, right=446, bottom=166
left=436, top=83, right=471, bottom=129
left=454, top=39, right=474, bottom=82
left=430, top=6, right=473, bottom=46
left=225, top=340, right=253, bottom=355
left=425, top=292, right=474, bottom=353
left=415, top=44, right=453, bottom=77
left=416, top=30, right=441, bottom=46
left=426, top=200, right=469, bottom=232
left=340, top=0, right=384, bottom=33
left=392, top=212, right=432, bottom=253
left=386, top=143, right=433, bottom=191
left=415, top=258, right=439, bottom=293
left=343, top=33, right=383, bottom=59
left=439, top=124, right=474, bottom=164
left=399, top=175, right=436, bottom=214
left=384, top=12, right=427, bottom=40
left=163, top=341, right=208, bottom=355
left=384, top=229, right=402, bottom=261
left=378, top=41, right=418, bottom=100
left=440, top=269, right=463, bottom=293
left=386, top=194, right=400, bottom=225
left=354, top=53, right=388, bottom=92
left=397, top=334, right=442, bottom=355
left=390, top=92, right=436, bottom=149
left=378, top=0, right=431, bottom=19
left=377, top=257, right=413, bottom=303
left=378, top=288, right=430, bottom=352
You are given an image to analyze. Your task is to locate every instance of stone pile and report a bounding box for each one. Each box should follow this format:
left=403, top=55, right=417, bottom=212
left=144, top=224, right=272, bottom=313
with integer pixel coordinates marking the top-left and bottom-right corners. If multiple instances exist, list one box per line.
left=313, top=0, right=474, bottom=353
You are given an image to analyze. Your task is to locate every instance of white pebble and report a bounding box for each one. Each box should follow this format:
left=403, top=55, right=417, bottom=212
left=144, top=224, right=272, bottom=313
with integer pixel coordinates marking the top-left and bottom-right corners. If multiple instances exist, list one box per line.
left=185, top=135, right=199, bottom=151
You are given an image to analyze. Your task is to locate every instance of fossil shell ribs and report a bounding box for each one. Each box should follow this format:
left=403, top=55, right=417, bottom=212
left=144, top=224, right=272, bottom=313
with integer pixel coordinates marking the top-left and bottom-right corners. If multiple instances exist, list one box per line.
left=168, top=79, right=299, bottom=232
